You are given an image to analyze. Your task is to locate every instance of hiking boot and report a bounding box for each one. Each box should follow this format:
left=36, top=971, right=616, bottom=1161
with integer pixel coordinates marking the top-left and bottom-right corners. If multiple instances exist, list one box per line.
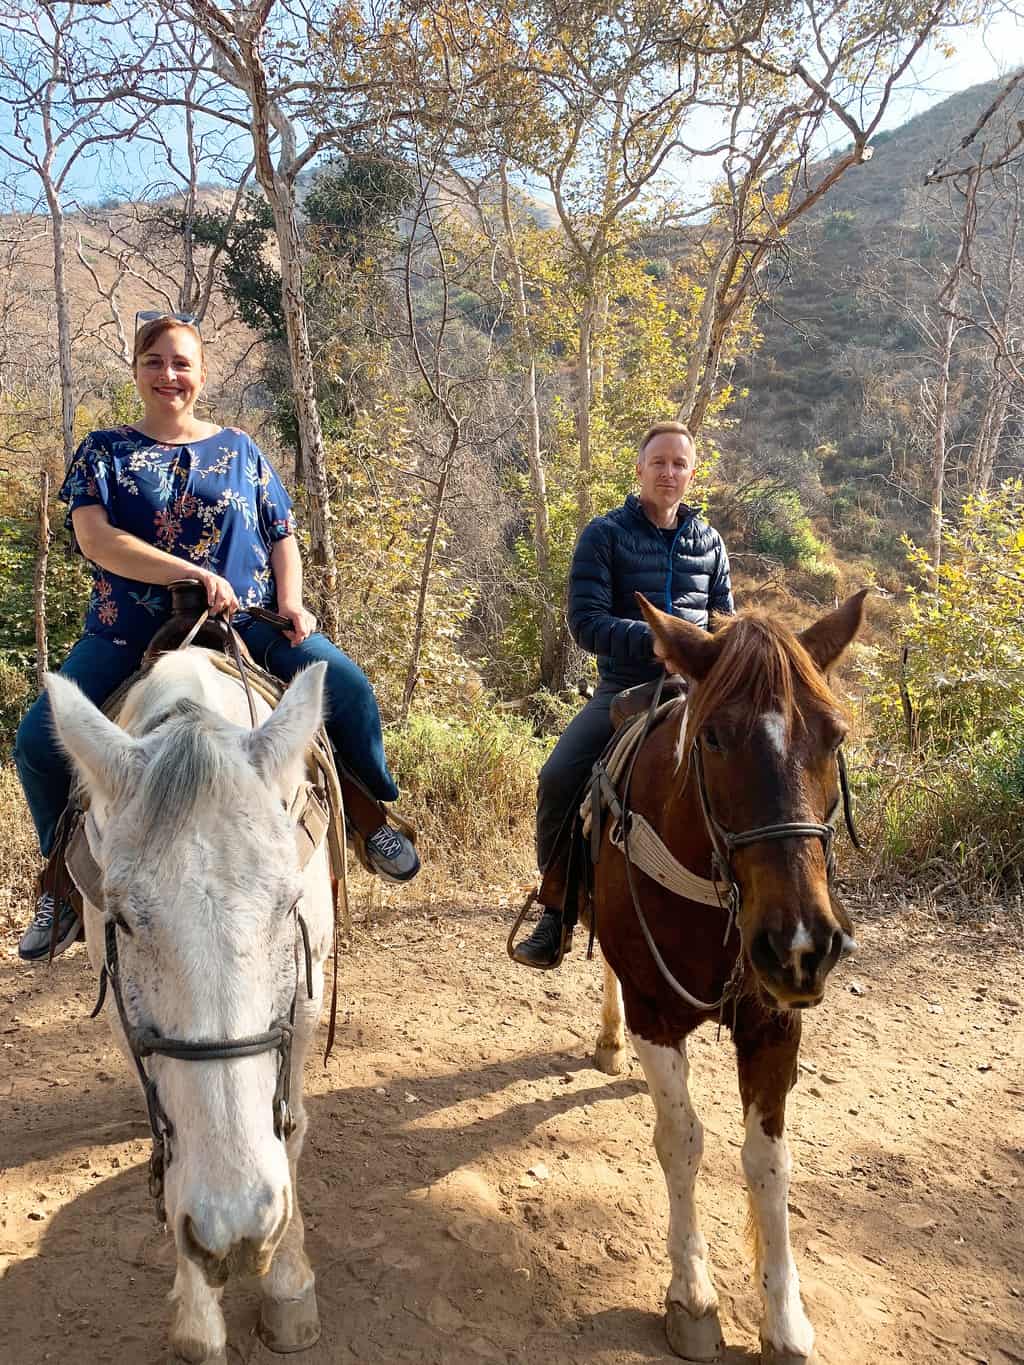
left=511, top=907, right=569, bottom=970
left=18, top=894, right=81, bottom=962
left=365, top=824, right=420, bottom=883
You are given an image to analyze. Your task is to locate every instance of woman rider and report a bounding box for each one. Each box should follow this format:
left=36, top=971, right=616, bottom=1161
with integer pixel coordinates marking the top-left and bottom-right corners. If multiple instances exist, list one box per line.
left=15, top=313, right=418, bottom=962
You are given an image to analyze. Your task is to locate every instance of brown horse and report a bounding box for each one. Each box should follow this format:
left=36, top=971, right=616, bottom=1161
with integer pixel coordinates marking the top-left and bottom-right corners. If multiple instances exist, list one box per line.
left=591, top=590, right=868, bottom=1365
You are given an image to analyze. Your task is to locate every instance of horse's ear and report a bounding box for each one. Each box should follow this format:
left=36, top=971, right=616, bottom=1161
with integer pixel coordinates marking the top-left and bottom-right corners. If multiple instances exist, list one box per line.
left=247, top=662, right=327, bottom=785
left=637, top=594, right=717, bottom=680
left=798, top=588, right=870, bottom=673
left=45, top=673, right=143, bottom=800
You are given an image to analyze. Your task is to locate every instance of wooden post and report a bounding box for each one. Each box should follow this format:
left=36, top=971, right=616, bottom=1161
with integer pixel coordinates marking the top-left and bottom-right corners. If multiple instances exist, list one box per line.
left=34, top=471, right=50, bottom=688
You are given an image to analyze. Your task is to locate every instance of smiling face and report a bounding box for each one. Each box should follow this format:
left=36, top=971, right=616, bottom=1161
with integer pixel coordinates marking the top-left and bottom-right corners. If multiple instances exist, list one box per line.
left=636, top=431, right=697, bottom=522
left=133, top=324, right=206, bottom=422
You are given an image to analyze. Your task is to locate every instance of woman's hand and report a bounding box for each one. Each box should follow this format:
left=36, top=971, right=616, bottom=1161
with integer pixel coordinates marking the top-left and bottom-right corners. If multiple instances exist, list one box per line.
left=199, top=570, right=240, bottom=618
left=279, top=603, right=316, bottom=646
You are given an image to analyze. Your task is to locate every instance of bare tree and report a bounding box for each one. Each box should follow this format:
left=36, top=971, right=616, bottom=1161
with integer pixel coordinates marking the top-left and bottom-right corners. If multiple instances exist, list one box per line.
left=155, top=0, right=398, bottom=634
left=0, top=1, right=159, bottom=465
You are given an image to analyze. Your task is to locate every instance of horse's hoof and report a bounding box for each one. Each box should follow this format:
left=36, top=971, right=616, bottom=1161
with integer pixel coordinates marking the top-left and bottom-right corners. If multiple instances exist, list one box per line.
left=761, top=1344, right=817, bottom=1365
left=665, top=1302, right=723, bottom=1361
left=259, top=1283, right=321, bottom=1354
left=169, top=1350, right=227, bottom=1365
left=594, top=1043, right=627, bottom=1075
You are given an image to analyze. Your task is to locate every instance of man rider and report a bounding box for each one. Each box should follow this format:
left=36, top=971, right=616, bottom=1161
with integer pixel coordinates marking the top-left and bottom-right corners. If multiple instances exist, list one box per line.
left=512, top=420, right=734, bottom=969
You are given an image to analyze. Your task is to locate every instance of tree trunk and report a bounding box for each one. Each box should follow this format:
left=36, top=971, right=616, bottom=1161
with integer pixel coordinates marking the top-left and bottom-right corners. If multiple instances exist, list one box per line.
left=677, top=251, right=728, bottom=433
left=43, top=184, right=75, bottom=467
left=971, top=366, right=1010, bottom=494
left=928, top=308, right=955, bottom=579
left=576, top=299, right=594, bottom=533
left=498, top=164, right=559, bottom=688
left=34, top=471, right=50, bottom=687
left=401, top=425, right=458, bottom=721
left=248, top=89, right=338, bottom=634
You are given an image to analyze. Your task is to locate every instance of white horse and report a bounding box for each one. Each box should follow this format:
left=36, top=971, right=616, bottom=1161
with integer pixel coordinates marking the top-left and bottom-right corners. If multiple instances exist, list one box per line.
left=47, top=649, right=333, bottom=1364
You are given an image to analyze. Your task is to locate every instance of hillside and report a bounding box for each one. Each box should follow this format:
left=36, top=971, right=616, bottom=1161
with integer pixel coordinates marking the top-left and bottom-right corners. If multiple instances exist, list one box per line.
left=721, top=74, right=1024, bottom=579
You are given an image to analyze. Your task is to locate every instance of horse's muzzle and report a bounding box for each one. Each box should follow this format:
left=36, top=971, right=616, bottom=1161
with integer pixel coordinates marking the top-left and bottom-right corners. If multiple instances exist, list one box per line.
left=749, top=923, right=845, bottom=1008
left=180, top=1194, right=289, bottom=1286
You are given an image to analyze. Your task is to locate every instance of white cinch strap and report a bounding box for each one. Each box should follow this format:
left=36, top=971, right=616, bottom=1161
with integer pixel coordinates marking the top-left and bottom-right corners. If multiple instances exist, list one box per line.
left=609, top=812, right=730, bottom=907
left=580, top=702, right=731, bottom=909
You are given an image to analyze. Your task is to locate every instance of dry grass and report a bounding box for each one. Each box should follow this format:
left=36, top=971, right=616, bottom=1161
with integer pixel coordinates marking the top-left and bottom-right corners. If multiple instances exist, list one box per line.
left=0, top=763, right=38, bottom=937
left=386, top=708, right=545, bottom=882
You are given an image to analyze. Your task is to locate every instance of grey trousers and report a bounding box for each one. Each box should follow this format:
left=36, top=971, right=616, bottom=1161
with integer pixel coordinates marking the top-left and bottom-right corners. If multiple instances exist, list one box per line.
left=535, top=680, right=621, bottom=872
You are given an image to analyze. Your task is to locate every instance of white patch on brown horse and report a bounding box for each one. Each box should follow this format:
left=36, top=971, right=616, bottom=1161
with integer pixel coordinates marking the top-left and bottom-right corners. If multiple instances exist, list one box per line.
left=742, top=1103, right=815, bottom=1359
left=631, top=1036, right=720, bottom=1324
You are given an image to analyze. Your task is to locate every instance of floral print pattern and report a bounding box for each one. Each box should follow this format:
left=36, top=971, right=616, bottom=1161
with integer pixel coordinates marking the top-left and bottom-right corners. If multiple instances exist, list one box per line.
left=60, top=425, right=296, bottom=648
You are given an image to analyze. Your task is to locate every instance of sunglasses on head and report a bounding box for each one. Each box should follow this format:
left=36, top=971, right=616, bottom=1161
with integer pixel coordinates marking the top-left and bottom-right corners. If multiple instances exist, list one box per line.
left=134, top=309, right=201, bottom=335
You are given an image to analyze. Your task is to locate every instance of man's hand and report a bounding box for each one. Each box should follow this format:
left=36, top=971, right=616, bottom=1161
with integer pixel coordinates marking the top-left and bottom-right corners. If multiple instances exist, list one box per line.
left=199, top=570, right=240, bottom=617
left=279, top=603, right=316, bottom=645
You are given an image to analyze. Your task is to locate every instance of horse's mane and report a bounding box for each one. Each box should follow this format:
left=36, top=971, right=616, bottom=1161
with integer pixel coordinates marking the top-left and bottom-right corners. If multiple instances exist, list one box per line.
left=115, top=654, right=256, bottom=862
left=134, top=703, right=243, bottom=854
left=684, top=610, right=843, bottom=750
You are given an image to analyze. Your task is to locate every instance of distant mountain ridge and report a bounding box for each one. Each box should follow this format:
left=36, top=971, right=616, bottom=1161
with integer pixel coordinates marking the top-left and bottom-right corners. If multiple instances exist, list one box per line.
left=721, top=72, right=1024, bottom=574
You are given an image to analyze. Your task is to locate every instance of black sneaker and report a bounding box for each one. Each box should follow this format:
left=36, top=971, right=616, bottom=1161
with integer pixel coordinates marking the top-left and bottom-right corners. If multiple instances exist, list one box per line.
left=511, top=907, right=569, bottom=970
left=365, top=824, right=420, bottom=883
left=18, top=894, right=81, bottom=962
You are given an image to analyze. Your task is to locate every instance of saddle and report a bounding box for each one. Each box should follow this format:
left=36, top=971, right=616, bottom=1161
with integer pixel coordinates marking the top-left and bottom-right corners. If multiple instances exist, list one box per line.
left=532, top=675, right=689, bottom=943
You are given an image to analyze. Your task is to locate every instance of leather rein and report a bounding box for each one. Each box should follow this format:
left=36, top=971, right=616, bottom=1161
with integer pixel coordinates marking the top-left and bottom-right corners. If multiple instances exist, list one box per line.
left=88, top=606, right=325, bottom=1223
left=617, top=673, right=861, bottom=1015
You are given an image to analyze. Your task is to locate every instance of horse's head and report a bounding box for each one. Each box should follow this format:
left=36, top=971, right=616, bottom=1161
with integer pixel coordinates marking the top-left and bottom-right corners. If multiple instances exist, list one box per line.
left=640, top=591, right=868, bottom=1010
left=47, top=658, right=327, bottom=1280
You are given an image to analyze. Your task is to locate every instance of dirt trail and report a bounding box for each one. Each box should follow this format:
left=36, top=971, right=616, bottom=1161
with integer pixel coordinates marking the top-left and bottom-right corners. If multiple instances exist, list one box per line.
left=1, top=894, right=1022, bottom=1365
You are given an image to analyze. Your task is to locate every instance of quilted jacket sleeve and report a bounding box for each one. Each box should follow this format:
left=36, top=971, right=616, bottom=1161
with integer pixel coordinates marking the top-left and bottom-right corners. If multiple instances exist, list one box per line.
left=708, top=534, right=735, bottom=616
left=568, top=518, right=656, bottom=665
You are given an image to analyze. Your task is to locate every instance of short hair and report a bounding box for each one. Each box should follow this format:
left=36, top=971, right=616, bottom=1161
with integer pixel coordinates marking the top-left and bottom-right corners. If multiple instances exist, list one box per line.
left=638, top=421, right=696, bottom=460
left=132, top=317, right=205, bottom=370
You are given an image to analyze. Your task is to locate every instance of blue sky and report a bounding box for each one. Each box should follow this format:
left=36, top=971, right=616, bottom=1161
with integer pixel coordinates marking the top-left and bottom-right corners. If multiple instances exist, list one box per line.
left=4, top=14, right=1019, bottom=212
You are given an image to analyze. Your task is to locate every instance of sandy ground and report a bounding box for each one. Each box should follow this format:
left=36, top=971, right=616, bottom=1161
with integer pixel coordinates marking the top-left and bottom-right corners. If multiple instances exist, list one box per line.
left=1, top=889, right=1022, bottom=1365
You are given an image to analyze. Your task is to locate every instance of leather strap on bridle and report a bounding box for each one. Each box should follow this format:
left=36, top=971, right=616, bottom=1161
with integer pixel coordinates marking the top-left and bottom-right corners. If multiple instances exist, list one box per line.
left=92, top=905, right=313, bottom=1222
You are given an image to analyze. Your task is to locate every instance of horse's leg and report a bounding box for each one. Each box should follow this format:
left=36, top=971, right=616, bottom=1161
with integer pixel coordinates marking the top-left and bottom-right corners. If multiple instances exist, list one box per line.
left=258, top=1153, right=320, bottom=1353
left=735, top=1013, right=816, bottom=1365
left=594, top=953, right=628, bottom=1074
left=169, top=1255, right=227, bottom=1364
left=259, top=1009, right=321, bottom=1354
left=632, top=1034, right=723, bottom=1363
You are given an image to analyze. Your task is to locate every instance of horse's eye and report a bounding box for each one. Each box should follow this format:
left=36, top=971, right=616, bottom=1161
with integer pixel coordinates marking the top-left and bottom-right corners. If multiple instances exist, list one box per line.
left=703, top=726, right=723, bottom=752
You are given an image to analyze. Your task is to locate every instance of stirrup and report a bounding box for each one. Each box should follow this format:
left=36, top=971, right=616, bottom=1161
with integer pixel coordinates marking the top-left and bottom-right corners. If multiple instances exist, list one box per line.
left=506, top=890, right=573, bottom=970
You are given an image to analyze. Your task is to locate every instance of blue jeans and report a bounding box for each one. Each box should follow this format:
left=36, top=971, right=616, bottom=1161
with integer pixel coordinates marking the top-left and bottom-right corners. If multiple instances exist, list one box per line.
left=14, top=625, right=398, bottom=859
left=234, top=619, right=398, bottom=803
left=14, top=635, right=145, bottom=858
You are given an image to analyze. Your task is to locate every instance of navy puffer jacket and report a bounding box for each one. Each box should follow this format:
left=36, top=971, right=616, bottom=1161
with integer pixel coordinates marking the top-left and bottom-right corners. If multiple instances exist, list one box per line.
left=568, top=494, right=733, bottom=689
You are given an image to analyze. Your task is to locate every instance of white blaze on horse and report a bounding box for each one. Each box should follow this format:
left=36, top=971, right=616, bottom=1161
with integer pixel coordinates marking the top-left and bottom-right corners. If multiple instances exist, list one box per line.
left=591, top=591, right=868, bottom=1365
left=47, top=650, right=333, bottom=1365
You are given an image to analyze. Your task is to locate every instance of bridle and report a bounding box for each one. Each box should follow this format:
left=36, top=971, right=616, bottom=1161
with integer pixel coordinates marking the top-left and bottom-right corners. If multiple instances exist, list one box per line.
left=91, top=906, right=314, bottom=1223
left=619, top=673, right=861, bottom=1014
left=689, top=733, right=861, bottom=893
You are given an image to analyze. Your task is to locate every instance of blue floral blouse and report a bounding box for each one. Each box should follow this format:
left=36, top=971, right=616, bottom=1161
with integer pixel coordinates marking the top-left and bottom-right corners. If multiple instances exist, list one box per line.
left=60, top=425, right=296, bottom=649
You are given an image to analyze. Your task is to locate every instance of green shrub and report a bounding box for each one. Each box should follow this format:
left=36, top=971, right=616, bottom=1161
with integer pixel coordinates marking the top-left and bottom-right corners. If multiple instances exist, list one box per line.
left=851, top=719, right=1024, bottom=892
left=823, top=210, right=857, bottom=241
left=387, top=707, right=547, bottom=876
left=857, top=481, right=1024, bottom=892
left=752, top=489, right=831, bottom=569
